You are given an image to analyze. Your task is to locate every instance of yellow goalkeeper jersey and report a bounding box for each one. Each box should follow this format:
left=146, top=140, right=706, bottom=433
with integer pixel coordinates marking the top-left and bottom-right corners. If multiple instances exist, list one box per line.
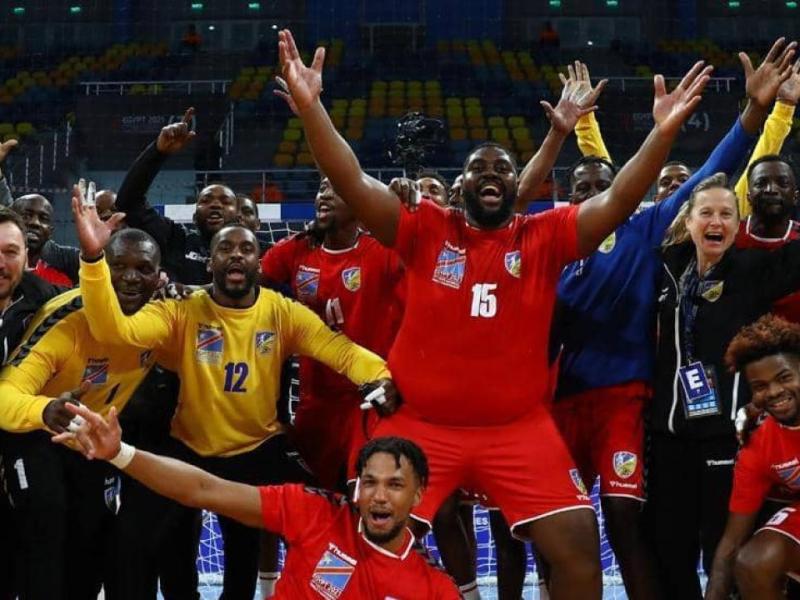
left=0, top=288, right=160, bottom=432
left=79, top=258, right=390, bottom=457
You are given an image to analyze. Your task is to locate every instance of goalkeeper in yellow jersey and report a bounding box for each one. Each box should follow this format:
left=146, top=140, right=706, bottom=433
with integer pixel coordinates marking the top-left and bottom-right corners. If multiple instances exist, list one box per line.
left=70, top=185, right=397, bottom=599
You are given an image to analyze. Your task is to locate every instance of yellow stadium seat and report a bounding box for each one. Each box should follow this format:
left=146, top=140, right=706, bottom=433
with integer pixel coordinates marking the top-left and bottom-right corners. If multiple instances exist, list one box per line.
left=470, top=128, right=488, bottom=141
left=511, top=127, right=531, bottom=141
left=288, top=117, right=303, bottom=129
left=464, top=97, right=481, bottom=107
left=491, top=128, right=509, bottom=142
left=242, top=66, right=256, bottom=77
left=349, top=105, right=366, bottom=117
left=16, top=122, right=35, bottom=137
left=296, top=152, right=315, bottom=166
left=273, top=153, right=294, bottom=168
left=408, top=98, right=424, bottom=110
left=515, top=138, right=534, bottom=152
left=487, top=116, right=505, bottom=128
left=467, top=115, right=485, bottom=129
left=445, top=97, right=462, bottom=107
left=369, top=105, right=386, bottom=118
left=424, top=80, right=441, bottom=92
left=465, top=106, right=482, bottom=118
left=388, top=106, right=405, bottom=117
left=507, top=116, right=526, bottom=128
left=345, top=127, right=363, bottom=141
left=388, top=95, right=406, bottom=108
left=348, top=116, right=365, bottom=128
left=449, top=128, right=467, bottom=141
left=332, top=114, right=346, bottom=129
left=278, top=141, right=297, bottom=154
left=332, top=99, right=348, bottom=110
left=0, top=123, right=13, bottom=136
left=282, top=128, right=302, bottom=142
left=427, top=106, right=444, bottom=117
left=351, top=98, right=367, bottom=108
left=129, top=83, right=146, bottom=95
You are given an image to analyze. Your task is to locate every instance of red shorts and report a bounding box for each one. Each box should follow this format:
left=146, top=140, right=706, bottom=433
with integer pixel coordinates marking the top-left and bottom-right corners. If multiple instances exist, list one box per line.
left=758, top=504, right=800, bottom=548
left=291, top=390, right=376, bottom=489
left=552, top=382, right=647, bottom=500
left=373, top=407, right=593, bottom=532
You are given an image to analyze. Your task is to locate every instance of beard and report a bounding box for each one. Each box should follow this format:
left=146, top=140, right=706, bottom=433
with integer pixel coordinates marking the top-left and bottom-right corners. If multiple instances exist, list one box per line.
left=462, top=188, right=515, bottom=228
left=362, top=519, right=406, bottom=546
left=213, top=269, right=258, bottom=299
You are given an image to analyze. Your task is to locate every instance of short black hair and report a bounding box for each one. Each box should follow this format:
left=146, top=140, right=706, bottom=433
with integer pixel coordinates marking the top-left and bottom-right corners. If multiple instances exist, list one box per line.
left=416, top=169, right=450, bottom=194
left=209, top=224, right=257, bottom=251
left=568, top=155, right=619, bottom=184
left=463, top=142, right=518, bottom=172
left=662, top=160, right=690, bottom=171
left=355, top=436, right=429, bottom=488
left=746, top=154, right=798, bottom=184
left=107, top=228, right=161, bottom=266
left=0, top=206, right=26, bottom=237
left=236, top=194, right=259, bottom=217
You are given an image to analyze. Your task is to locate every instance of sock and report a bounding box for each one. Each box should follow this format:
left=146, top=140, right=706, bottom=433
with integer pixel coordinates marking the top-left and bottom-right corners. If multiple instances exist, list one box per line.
left=458, top=580, right=481, bottom=600
left=259, top=571, right=280, bottom=598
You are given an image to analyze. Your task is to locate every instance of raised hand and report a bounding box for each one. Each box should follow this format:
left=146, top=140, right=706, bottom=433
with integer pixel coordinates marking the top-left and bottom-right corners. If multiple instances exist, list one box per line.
left=276, top=29, right=325, bottom=114
left=72, top=181, right=125, bottom=259
left=52, top=403, right=123, bottom=461
left=740, top=38, right=797, bottom=110
left=543, top=67, right=602, bottom=135
left=359, top=379, right=400, bottom=417
left=778, top=59, right=800, bottom=106
left=156, top=107, right=196, bottom=155
left=0, top=139, right=18, bottom=164
left=652, top=61, right=713, bottom=136
left=42, top=381, right=90, bottom=433
left=274, top=75, right=300, bottom=116
left=388, top=177, right=421, bottom=212
left=565, top=61, right=608, bottom=110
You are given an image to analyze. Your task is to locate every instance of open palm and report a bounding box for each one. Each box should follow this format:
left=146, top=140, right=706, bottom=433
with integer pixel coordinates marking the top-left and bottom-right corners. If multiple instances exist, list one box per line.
left=71, top=183, right=124, bottom=258
left=778, top=60, right=800, bottom=105
left=277, top=29, right=325, bottom=114
left=741, top=38, right=798, bottom=108
left=652, top=61, right=713, bottom=136
left=542, top=69, right=601, bottom=135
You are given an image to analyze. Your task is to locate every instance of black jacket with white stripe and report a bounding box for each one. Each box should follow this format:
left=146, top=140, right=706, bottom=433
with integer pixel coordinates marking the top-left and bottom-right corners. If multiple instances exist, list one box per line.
left=650, top=240, right=800, bottom=439
left=0, top=272, right=62, bottom=366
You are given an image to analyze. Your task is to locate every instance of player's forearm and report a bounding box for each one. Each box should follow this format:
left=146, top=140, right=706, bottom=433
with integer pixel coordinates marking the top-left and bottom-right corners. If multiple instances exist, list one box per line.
left=516, top=126, right=568, bottom=208
left=309, top=327, right=390, bottom=385
left=0, top=383, right=49, bottom=432
left=0, top=170, right=12, bottom=207
left=116, top=141, right=167, bottom=215
left=704, top=546, right=738, bottom=600
left=575, top=112, right=612, bottom=161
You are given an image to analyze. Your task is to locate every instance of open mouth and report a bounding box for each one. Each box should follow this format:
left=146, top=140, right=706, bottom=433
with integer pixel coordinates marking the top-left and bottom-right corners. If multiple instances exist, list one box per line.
left=206, top=211, right=224, bottom=226
left=225, top=265, right=246, bottom=283
left=769, top=395, right=794, bottom=412
left=316, top=202, right=332, bottom=218
left=118, top=289, right=142, bottom=302
left=478, top=181, right=503, bottom=206
left=704, top=232, right=724, bottom=243
left=368, top=509, right=393, bottom=528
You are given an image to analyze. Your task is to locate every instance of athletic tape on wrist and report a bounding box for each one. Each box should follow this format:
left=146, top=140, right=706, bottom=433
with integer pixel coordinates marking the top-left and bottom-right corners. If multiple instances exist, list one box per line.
left=109, top=442, right=136, bottom=469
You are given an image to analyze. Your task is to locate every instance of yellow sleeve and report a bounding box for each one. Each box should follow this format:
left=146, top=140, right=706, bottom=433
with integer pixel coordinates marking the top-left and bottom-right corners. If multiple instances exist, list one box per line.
left=0, top=319, right=75, bottom=432
left=285, top=298, right=391, bottom=385
left=736, top=101, right=796, bottom=217
left=79, top=257, right=176, bottom=348
left=575, top=112, right=612, bottom=162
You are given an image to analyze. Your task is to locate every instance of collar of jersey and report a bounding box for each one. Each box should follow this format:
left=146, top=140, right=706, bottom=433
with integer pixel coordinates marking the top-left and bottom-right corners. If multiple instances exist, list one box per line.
left=357, top=518, right=414, bottom=560
left=745, top=215, right=796, bottom=243
left=322, top=238, right=360, bottom=254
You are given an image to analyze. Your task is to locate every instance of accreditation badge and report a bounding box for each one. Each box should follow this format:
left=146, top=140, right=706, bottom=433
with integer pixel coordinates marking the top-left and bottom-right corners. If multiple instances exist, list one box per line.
left=678, top=361, right=722, bottom=419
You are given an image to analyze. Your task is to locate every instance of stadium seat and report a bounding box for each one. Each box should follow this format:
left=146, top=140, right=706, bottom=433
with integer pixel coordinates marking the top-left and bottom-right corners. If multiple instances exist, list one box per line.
left=507, top=116, right=526, bottom=128
left=487, top=116, right=505, bottom=128
left=278, top=141, right=298, bottom=154
left=288, top=117, right=303, bottom=129
left=469, top=128, right=488, bottom=141
left=467, top=115, right=485, bottom=128
left=511, top=127, right=531, bottom=141
left=273, top=153, right=294, bottom=168
left=15, top=122, right=35, bottom=137
left=0, top=123, right=13, bottom=137
left=282, top=129, right=302, bottom=142
left=296, top=152, right=315, bottom=166
left=490, top=128, right=510, bottom=143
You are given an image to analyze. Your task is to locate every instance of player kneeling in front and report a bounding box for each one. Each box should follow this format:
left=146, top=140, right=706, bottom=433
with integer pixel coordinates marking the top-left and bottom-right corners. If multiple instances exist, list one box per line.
left=55, top=406, right=460, bottom=599
left=706, top=314, right=800, bottom=599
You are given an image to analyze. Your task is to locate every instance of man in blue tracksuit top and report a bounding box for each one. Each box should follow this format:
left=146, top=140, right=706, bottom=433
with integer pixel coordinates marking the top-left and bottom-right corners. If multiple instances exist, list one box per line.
left=550, top=52, right=784, bottom=599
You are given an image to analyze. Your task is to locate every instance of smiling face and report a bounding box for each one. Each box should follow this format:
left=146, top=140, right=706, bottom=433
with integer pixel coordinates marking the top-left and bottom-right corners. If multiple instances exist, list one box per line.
left=0, top=220, right=26, bottom=308
left=748, top=160, right=798, bottom=224
left=417, top=176, right=448, bottom=207
left=314, top=178, right=354, bottom=233
left=461, top=145, right=517, bottom=228
left=685, top=187, right=739, bottom=265
left=745, top=353, right=800, bottom=426
left=13, top=195, right=52, bottom=255
left=106, top=236, right=161, bottom=315
left=569, top=162, right=614, bottom=205
left=655, top=163, right=692, bottom=202
left=209, top=226, right=260, bottom=300
left=357, top=452, right=421, bottom=547
left=194, top=185, right=238, bottom=237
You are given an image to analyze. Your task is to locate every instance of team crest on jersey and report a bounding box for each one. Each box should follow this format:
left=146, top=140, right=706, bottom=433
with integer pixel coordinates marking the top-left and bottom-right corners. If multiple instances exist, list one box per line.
left=598, top=232, right=616, bottom=254
left=776, top=458, right=800, bottom=490
left=255, top=331, right=276, bottom=355
left=196, top=325, right=224, bottom=365
left=296, top=265, right=320, bottom=300
left=569, top=468, right=588, bottom=495
left=104, top=475, right=121, bottom=513
left=432, top=242, right=466, bottom=289
left=613, top=451, right=637, bottom=479
left=310, top=543, right=357, bottom=600
left=82, top=358, right=109, bottom=385
left=342, top=267, right=361, bottom=292
left=700, top=281, right=724, bottom=303
left=504, top=251, right=521, bottom=278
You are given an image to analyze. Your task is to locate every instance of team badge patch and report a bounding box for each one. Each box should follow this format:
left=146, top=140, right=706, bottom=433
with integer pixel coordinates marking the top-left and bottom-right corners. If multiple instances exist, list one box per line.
left=432, top=242, right=466, bottom=289
left=701, top=281, right=724, bottom=303
left=569, top=468, right=588, bottom=495
left=776, top=459, right=800, bottom=490
left=196, top=325, right=224, bottom=365
left=342, top=267, right=361, bottom=292
left=504, top=251, right=521, bottom=278
left=296, top=265, right=320, bottom=300
left=613, top=451, right=638, bottom=479
left=310, top=543, right=357, bottom=600
left=598, top=232, right=616, bottom=254
left=255, top=331, right=276, bottom=355
left=82, top=358, right=109, bottom=384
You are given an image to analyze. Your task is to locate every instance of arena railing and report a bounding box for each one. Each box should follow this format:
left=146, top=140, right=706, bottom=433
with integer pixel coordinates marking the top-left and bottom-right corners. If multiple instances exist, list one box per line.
left=79, top=80, right=232, bottom=96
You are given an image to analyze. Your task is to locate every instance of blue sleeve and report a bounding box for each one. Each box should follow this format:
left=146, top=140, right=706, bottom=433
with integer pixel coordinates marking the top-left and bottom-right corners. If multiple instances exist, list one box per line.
left=633, top=118, right=755, bottom=245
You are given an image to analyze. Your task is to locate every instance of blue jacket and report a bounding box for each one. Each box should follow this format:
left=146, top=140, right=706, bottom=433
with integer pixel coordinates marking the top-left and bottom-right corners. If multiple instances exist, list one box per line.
left=555, top=118, right=755, bottom=397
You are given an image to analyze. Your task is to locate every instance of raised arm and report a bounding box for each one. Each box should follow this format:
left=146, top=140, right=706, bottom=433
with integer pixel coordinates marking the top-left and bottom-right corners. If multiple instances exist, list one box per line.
left=277, top=30, right=400, bottom=246
left=704, top=512, right=758, bottom=600
left=0, top=139, right=17, bottom=207
left=56, top=404, right=263, bottom=529
left=575, top=61, right=713, bottom=256
left=72, top=190, right=174, bottom=348
left=736, top=57, right=800, bottom=215
left=516, top=61, right=606, bottom=208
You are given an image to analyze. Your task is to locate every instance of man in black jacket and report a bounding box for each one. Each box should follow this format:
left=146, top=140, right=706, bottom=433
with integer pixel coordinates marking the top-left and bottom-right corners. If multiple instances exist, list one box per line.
left=0, top=206, right=62, bottom=599
left=115, top=107, right=238, bottom=285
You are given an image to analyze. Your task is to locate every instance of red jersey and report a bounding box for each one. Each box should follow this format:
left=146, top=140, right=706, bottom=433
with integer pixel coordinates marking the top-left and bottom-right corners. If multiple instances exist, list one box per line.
left=260, top=484, right=459, bottom=599
left=30, top=260, right=72, bottom=287
left=730, top=415, right=800, bottom=514
left=735, top=217, right=800, bottom=323
left=261, top=233, right=405, bottom=399
left=389, top=200, right=581, bottom=426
